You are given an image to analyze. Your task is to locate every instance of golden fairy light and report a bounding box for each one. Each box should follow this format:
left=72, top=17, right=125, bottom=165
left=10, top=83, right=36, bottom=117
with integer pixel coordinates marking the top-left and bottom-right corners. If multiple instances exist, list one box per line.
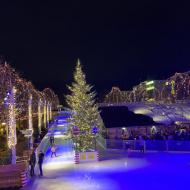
left=8, top=87, right=17, bottom=164
left=0, top=60, right=59, bottom=139
left=38, top=98, right=42, bottom=133
left=28, top=94, right=33, bottom=149
left=47, top=101, right=49, bottom=124
left=28, top=94, right=33, bottom=132
left=50, top=103, right=52, bottom=120
left=44, top=100, right=47, bottom=126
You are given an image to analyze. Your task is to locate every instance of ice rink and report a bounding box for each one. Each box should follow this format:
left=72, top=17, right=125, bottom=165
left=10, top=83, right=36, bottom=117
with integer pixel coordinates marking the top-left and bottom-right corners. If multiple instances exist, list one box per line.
left=23, top=113, right=190, bottom=190
left=23, top=149, right=190, bottom=190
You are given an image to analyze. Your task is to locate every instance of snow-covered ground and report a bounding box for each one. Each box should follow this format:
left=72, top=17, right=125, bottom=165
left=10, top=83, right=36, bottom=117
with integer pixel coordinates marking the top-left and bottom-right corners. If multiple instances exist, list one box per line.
left=23, top=150, right=190, bottom=190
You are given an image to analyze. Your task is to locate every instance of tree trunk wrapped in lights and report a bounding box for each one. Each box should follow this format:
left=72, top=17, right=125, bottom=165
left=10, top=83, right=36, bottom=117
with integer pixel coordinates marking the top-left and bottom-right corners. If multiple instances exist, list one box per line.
left=38, top=99, right=42, bottom=134
left=50, top=103, right=52, bottom=120
left=47, top=102, right=49, bottom=124
left=28, top=94, right=33, bottom=149
left=66, top=60, right=102, bottom=152
left=7, top=87, right=17, bottom=164
left=0, top=59, right=60, bottom=154
left=43, top=100, right=47, bottom=127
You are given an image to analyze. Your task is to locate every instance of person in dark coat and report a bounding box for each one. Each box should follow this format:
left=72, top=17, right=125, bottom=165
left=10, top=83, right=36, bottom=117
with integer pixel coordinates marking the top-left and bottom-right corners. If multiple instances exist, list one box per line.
left=29, top=150, right=36, bottom=177
left=49, top=135, right=54, bottom=146
left=38, top=151, right=45, bottom=176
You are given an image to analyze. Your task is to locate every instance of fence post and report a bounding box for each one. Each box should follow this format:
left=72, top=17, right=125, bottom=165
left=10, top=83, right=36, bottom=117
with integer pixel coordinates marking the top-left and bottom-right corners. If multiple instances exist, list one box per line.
left=144, top=140, right=146, bottom=152
left=123, top=140, right=125, bottom=150
left=166, top=140, right=168, bottom=152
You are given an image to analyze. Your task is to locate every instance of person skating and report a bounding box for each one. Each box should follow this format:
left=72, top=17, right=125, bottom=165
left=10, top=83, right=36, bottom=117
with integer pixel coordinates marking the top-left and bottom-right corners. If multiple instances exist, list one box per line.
left=51, top=145, right=57, bottom=157
left=38, top=150, right=45, bottom=176
left=29, top=149, right=36, bottom=177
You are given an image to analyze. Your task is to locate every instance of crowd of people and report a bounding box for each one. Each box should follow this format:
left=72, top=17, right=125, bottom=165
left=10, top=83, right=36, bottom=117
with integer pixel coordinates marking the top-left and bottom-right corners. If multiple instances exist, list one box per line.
left=121, top=126, right=190, bottom=141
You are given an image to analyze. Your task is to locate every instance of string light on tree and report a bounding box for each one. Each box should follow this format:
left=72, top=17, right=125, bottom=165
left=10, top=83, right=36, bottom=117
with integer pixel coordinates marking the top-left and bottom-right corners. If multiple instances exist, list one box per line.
left=50, top=103, right=52, bottom=120
left=66, top=59, right=102, bottom=152
left=47, top=101, right=49, bottom=124
left=38, top=98, right=42, bottom=134
left=7, top=87, right=17, bottom=164
left=0, top=60, right=60, bottom=132
left=44, top=100, right=47, bottom=127
left=28, top=94, right=33, bottom=149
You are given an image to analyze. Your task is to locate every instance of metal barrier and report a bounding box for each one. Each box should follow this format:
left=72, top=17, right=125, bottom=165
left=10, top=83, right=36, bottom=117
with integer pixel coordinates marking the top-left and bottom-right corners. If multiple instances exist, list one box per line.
left=37, top=136, right=51, bottom=154
left=106, top=139, right=190, bottom=152
left=96, top=134, right=106, bottom=150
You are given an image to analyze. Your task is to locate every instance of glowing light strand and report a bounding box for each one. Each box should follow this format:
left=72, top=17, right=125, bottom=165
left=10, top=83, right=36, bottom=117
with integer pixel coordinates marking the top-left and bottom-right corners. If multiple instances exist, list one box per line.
left=50, top=103, right=52, bottom=120
left=38, top=98, right=42, bottom=134
left=7, top=87, right=17, bottom=164
left=28, top=94, right=33, bottom=149
left=47, top=101, right=49, bottom=124
left=0, top=60, right=59, bottom=132
left=44, top=100, right=47, bottom=127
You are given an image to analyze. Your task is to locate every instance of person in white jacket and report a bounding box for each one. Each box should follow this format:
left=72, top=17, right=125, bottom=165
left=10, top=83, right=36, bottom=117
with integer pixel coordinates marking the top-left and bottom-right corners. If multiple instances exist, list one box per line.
left=51, top=145, right=57, bottom=157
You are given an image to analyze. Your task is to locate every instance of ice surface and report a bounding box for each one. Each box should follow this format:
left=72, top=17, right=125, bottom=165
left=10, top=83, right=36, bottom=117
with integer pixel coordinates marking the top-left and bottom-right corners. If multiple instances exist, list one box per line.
left=23, top=112, right=190, bottom=190
left=23, top=150, right=190, bottom=190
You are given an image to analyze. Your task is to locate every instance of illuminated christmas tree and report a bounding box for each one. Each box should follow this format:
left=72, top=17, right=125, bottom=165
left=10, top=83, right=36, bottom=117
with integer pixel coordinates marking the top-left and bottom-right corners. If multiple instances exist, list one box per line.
left=66, top=60, right=102, bottom=152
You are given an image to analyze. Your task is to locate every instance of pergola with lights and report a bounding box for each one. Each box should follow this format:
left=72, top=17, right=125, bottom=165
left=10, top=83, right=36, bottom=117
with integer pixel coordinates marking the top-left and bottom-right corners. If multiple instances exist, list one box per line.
left=0, top=59, right=59, bottom=164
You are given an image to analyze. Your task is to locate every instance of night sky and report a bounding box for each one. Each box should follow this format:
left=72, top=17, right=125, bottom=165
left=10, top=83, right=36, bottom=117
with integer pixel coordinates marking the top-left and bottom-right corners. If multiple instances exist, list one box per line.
left=0, top=1, right=189, bottom=100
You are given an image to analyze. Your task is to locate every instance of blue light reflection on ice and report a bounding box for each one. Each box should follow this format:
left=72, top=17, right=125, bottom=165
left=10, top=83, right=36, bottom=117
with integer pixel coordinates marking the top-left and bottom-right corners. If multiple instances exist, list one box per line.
left=39, top=147, right=190, bottom=190
left=26, top=110, right=190, bottom=190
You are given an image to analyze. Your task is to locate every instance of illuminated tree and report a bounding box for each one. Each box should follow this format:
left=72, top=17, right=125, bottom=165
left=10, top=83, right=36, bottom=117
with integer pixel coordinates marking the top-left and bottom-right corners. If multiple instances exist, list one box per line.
left=7, top=87, right=17, bottom=164
left=47, top=102, right=50, bottom=124
left=66, top=60, right=102, bottom=152
left=28, top=94, right=33, bottom=149
left=38, top=98, right=42, bottom=134
left=43, top=100, right=47, bottom=127
left=0, top=58, right=60, bottom=158
left=43, top=88, right=59, bottom=110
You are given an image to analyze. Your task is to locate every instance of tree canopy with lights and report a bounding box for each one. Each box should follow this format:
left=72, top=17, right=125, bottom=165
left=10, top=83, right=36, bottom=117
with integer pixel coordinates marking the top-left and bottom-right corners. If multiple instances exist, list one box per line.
left=0, top=58, right=59, bottom=128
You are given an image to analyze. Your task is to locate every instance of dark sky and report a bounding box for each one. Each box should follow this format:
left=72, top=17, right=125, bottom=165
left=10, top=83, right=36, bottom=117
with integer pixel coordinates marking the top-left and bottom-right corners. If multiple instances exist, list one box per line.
left=0, top=1, right=189, bottom=100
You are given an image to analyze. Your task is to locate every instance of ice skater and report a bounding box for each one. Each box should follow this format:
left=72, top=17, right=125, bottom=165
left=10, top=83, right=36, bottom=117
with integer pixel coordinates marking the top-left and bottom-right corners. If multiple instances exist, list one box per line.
left=51, top=145, right=57, bottom=157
